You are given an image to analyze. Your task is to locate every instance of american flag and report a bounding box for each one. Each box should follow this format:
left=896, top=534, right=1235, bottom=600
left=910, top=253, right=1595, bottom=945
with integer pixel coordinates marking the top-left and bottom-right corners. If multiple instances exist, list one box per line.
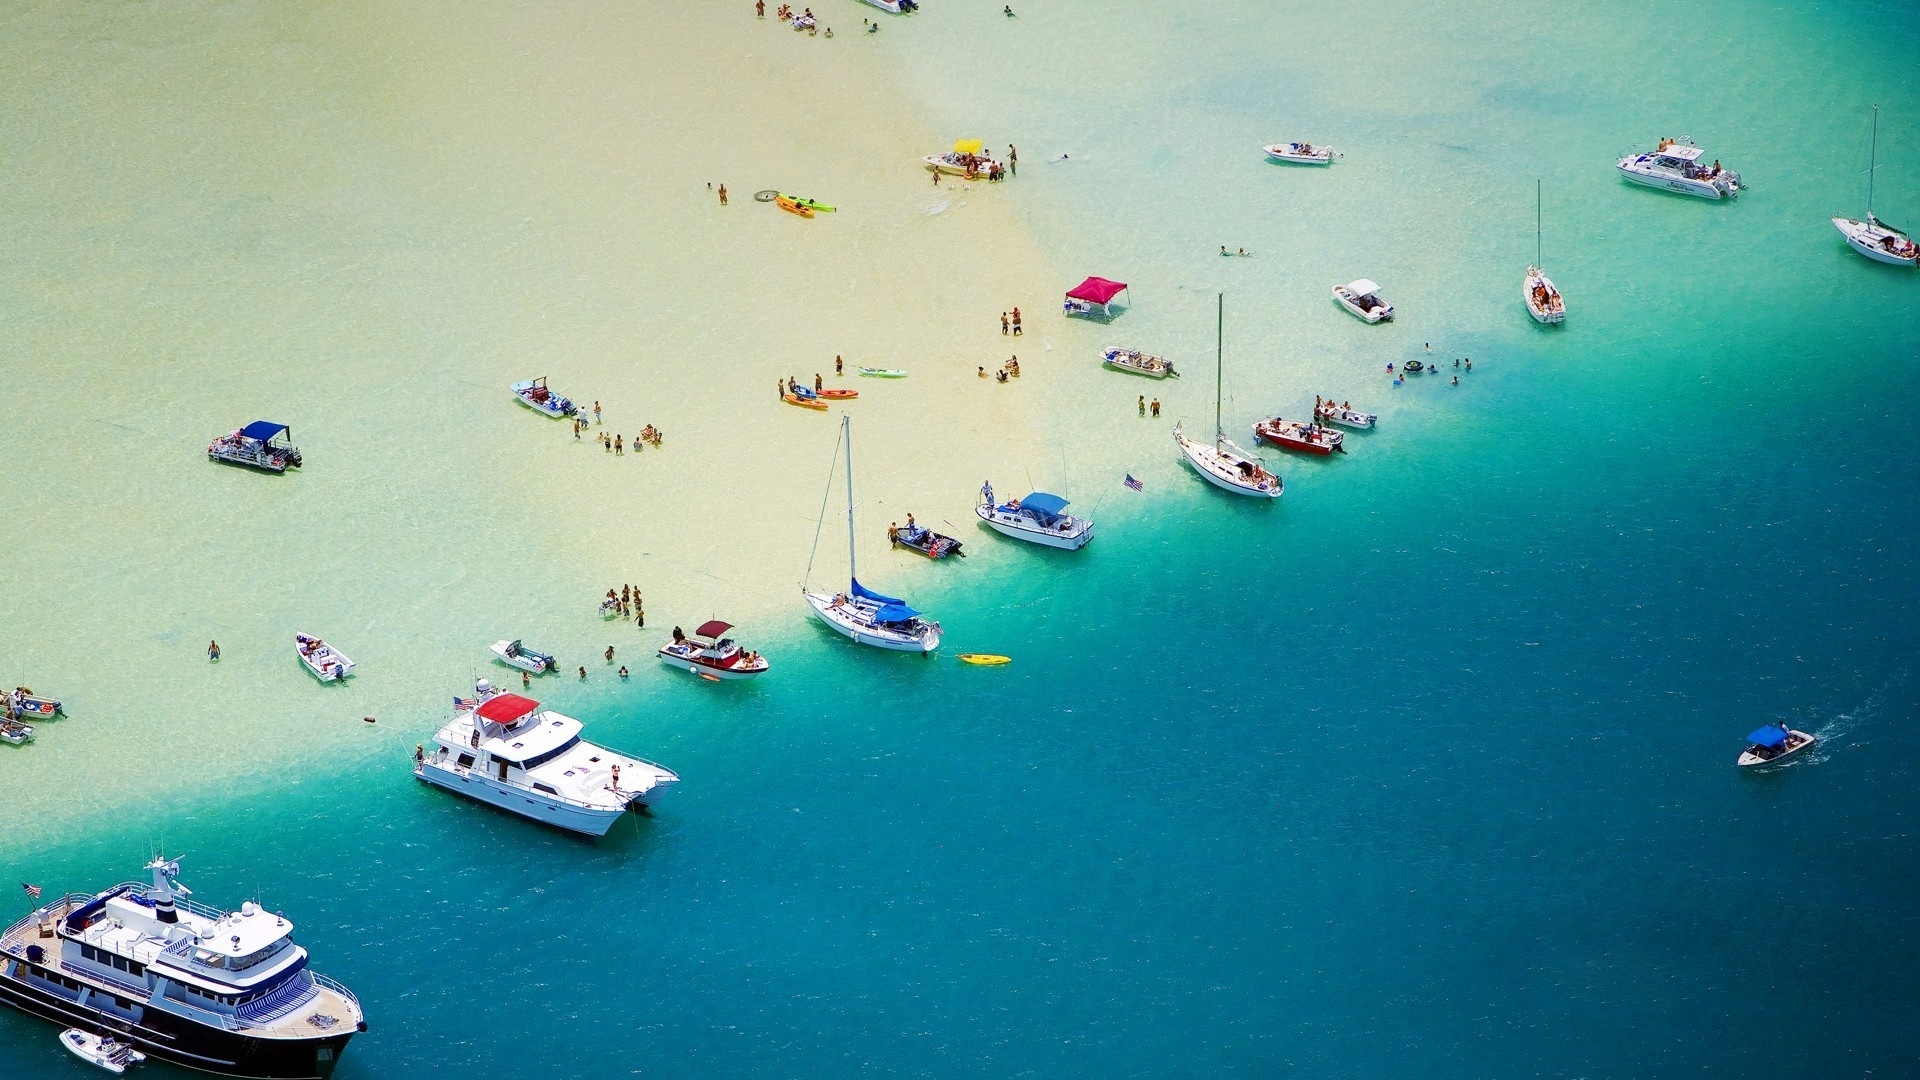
left=1123, top=474, right=1143, bottom=492
left=453, top=697, right=477, bottom=712
left=21, top=882, right=40, bottom=900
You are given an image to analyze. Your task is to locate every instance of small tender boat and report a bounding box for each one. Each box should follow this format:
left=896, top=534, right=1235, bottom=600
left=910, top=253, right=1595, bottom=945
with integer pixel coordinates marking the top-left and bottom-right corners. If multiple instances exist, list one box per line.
left=8, top=688, right=62, bottom=718
left=1738, top=723, right=1816, bottom=767
left=858, top=367, right=907, bottom=378
left=778, top=193, right=836, bottom=212
left=491, top=639, right=555, bottom=674
left=295, top=633, right=355, bottom=682
left=776, top=194, right=815, bottom=218
left=1263, top=141, right=1336, bottom=165
left=1617, top=137, right=1741, bottom=200
left=975, top=482, right=1094, bottom=550
left=1314, top=401, right=1377, bottom=429
left=1254, top=417, right=1345, bottom=455
left=658, top=620, right=770, bottom=680
left=889, top=520, right=965, bottom=559
left=1833, top=107, right=1918, bottom=267
left=1333, top=279, right=1393, bottom=323
left=61, top=1029, right=146, bottom=1074
left=0, top=719, right=33, bottom=745
left=783, top=390, right=829, bottom=410
left=207, top=421, right=302, bottom=473
left=510, top=376, right=577, bottom=418
left=1100, top=345, right=1178, bottom=378
left=957, top=654, right=1010, bottom=666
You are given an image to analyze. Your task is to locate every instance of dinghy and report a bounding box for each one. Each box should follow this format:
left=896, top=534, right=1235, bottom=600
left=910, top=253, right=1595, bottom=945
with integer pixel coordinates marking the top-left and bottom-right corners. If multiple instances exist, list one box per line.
left=7, top=688, right=62, bottom=718
left=61, top=1029, right=146, bottom=1074
left=0, top=719, right=33, bottom=745
left=295, top=634, right=355, bottom=682
left=490, top=639, right=555, bottom=674
left=1314, top=400, right=1377, bottom=429
left=889, top=520, right=964, bottom=559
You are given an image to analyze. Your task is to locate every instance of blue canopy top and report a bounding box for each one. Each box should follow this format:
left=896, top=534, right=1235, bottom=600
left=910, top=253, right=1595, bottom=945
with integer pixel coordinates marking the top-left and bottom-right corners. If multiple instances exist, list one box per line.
left=1020, top=492, right=1069, bottom=519
left=240, top=421, right=289, bottom=442
left=851, top=579, right=903, bottom=606
left=873, top=603, right=921, bottom=623
left=1747, top=725, right=1789, bottom=748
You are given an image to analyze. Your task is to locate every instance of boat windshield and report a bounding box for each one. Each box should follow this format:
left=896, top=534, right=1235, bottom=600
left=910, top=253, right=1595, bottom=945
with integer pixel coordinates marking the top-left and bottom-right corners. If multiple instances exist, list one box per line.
left=520, top=736, right=582, bottom=771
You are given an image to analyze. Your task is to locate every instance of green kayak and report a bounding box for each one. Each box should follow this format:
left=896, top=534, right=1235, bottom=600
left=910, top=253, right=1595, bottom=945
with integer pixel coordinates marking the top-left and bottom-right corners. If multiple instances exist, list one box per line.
left=779, top=193, right=836, bottom=213
left=858, top=367, right=907, bottom=378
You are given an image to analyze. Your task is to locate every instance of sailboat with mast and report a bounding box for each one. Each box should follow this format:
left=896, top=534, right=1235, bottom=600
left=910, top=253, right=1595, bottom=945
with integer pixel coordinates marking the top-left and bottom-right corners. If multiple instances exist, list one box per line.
left=802, top=415, right=943, bottom=652
left=1833, top=105, right=1918, bottom=267
left=1525, top=179, right=1566, bottom=323
left=1173, top=293, right=1282, bottom=498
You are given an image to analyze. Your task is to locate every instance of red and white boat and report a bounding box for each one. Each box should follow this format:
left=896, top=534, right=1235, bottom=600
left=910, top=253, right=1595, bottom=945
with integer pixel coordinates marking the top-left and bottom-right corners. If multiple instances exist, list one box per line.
left=658, top=621, right=769, bottom=681
left=1253, top=417, right=1344, bottom=455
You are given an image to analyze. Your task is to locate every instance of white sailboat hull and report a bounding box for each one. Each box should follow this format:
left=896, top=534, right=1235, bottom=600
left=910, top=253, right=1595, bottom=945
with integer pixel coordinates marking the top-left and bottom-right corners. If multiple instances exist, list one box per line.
left=1525, top=266, right=1566, bottom=324
left=1174, top=428, right=1281, bottom=498
left=1833, top=216, right=1919, bottom=265
left=804, top=591, right=941, bottom=652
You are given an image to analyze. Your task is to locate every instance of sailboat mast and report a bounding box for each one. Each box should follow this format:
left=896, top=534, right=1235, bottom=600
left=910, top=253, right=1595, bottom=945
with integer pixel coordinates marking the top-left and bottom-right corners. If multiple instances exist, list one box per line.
left=1868, top=104, right=1879, bottom=220
left=1536, top=178, right=1544, bottom=266
left=843, top=414, right=857, bottom=584
left=1215, top=291, right=1224, bottom=447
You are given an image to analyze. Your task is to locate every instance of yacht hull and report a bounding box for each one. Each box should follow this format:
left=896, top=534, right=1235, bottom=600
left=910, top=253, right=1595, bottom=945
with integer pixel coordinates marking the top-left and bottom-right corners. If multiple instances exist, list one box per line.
left=1617, top=163, right=1731, bottom=199
left=414, top=763, right=636, bottom=836
left=975, top=506, right=1094, bottom=550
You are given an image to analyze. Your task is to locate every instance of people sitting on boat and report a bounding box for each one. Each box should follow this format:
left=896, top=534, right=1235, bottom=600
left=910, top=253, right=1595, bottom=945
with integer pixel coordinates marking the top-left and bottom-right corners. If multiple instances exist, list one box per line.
left=672, top=626, right=686, bottom=645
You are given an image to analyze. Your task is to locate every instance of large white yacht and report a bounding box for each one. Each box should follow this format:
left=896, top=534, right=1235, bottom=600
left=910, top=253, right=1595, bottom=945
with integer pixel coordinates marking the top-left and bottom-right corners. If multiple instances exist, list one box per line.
left=1616, top=137, right=1741, bottom=199
left=0, top=858, right=364, bottom=1078
left=414, top=680, right=678, bottom=836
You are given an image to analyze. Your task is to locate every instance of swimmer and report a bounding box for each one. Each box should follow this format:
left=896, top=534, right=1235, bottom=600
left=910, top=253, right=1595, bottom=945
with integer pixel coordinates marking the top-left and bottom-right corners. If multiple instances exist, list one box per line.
left=1451, top=375, right=1459, bottom=386
left=825, top=26, right=832, bottom=36
left=978, top=366, right=987, bottom=378
left=1004, top=4, right=1015, bottom=14
left=605, top=645, right=615, bottom=662
left=1220, top=246, right=1230, bottom=257
left=1052, top=153, right=1069, bottom=161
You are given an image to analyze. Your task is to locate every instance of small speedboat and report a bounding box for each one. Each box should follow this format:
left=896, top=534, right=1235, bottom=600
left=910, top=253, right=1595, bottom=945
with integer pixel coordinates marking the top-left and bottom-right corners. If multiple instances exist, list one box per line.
left=0, top=719, right=33, bottom=745
left=1617, top=137, right=1741, bottom=200
left=924, top=151, right=1002, bottom=178
left=295, top=633, right=355, bottom=682
left=975, top=482, right=1094, bottom=550
left=1263, top=141, right=1336, bottom=165
left=658, top=621, right=770, bottom=680
left=1737, top=723, right=1816, bottom=767
left=1333, top=279, right=1393, bottom=323
left=889, top=520, right=964, bottom=559
left=491, top=639, right=555, bottom=674
left=8, top=688, right=62, bottom=718
left=1100, top=345, right=1178, bottom=378
left=1254, top=417, right=1344, bottom=455
left=510, top=376, right=578, bottom=418
left=858, top=367, right=907, bottom=378
left=1315, top=401, right=1377, bottom=429
left=61, top=1028, right=146, bottom=1074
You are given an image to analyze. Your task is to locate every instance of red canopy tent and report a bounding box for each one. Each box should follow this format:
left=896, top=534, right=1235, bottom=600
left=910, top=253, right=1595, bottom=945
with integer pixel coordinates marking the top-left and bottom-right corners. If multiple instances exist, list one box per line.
left=1064, top=277, right=1129, bottom=317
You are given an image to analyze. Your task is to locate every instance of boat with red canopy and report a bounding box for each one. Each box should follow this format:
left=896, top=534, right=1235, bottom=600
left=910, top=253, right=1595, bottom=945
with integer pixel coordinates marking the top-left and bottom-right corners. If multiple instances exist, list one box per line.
left=658, top=621, right=770, bottom=681
left=1064, top=276, right=1129, bottom=318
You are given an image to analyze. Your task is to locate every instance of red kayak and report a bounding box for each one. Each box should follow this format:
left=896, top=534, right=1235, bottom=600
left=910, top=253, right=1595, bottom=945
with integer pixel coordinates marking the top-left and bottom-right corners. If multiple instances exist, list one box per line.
left=816, top=388, right=859, bottom=399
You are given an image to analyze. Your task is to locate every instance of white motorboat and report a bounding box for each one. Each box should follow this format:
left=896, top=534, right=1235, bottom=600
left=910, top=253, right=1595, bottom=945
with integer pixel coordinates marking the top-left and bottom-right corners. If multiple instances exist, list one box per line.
left=7, top=687, right=62, bottom=718
left=0, top=719, right=32, bottom=745
left=1833, top=106, right=1918, bottom=267
left=490, top=639, right=555, bottom=674
left=0, top=858, right=365, bottom=1076
left=1525, top=180, right=1566, bottom=323
left=1617, top=137, right=1741, bottom=199
left=861, top=0, right=917, bottom=12
left=62, top=1029, right=146, bottom=1074
left=1100, top=345, right=1178, bottom=378
left=975, top=482, right=1094, bottom=550
left=925, top=139, right=1002, bottom=179
left=1737, top=723, right=1816, bottom=768
left=294, top=634, right=354, bottom=682
left=509, top=376, right=577, bottom=418
left=416, top=680, right=678, bottom=834
left=1175, top=294, right=1282, bottom=499
left=1253, top=417, right=1344, bottom=455
left=1262, top=141, right=1336, bottom=165
left=1333, top=279, right=1393, bottom=323
left=659, top=620, right=770, bottom=680
left=1314, top=399, right=1377, bottom=429
left=802, top=415, right=942, bottom=653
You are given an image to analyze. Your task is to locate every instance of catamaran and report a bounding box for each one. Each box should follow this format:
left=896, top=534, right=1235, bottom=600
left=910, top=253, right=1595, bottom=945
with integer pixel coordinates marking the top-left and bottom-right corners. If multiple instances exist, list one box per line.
left=1174, top=294, right=1282, bottom=498
left=1617, top=137, right=1741, bottom=200
left=1833, top=106, right=1918, bottom=267
left=1526, top=180, right=1566, bottom=324
left=802, top=415, right=942, bottom=652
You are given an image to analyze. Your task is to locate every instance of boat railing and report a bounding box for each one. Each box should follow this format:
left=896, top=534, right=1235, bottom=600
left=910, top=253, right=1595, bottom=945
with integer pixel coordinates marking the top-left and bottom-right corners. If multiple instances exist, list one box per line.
left=0, top=893, right=88, bottom=941
left=312, top=970, right=363, bottom=1014
left=60, top=958, right=150, bottom=1000
left=233, top=970, right=318, bottom=1026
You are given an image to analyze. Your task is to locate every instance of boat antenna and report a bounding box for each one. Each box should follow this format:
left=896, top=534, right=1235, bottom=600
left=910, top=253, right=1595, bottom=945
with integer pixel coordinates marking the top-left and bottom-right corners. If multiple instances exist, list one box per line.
left=802, top=417, right=844, bottom=590
left=843, top=414, right=857, bottom=587
left=1214, top=291, right=1224, bottom=448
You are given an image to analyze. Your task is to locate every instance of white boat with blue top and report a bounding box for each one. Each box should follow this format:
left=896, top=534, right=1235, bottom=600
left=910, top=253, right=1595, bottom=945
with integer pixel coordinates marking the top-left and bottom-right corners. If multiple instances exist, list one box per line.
left=802, top=416, right=941, bottom=653
left=1737, top=723, right=1815, bottom=768
left=975, top=483, right=1094, bottom=550
left=208, top=422, right=302, bottom=473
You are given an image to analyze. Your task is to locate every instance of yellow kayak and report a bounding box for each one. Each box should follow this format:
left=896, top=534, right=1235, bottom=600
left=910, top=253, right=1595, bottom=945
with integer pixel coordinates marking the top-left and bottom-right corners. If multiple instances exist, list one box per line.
left=957, top=653, right=1011, bottom=666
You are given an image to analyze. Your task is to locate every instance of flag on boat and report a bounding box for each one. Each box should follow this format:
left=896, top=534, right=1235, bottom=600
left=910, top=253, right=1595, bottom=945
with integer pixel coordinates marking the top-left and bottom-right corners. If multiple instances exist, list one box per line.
left=21, top=882, right=40, bottom=899
left=1124, top=475, right=1143, bottom=492
left=453, top=697, right=477, bottom=712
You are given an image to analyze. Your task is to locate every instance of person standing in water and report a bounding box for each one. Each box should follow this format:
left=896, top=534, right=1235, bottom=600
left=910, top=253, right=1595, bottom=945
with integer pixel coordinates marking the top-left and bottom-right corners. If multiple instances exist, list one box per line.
left=1138, top=395, right=1146, bottom=416
left=1150, top=398, right=1161, bottom=417
left=835, top=355, right=843, bottom=375
left=208, top=640, right=220, bottom=661
left=1007, top=144, right=1017, bottom=176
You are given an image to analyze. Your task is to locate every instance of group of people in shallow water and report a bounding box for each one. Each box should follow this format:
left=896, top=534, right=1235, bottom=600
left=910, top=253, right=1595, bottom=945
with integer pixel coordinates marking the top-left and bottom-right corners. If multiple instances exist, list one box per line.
left=574, top=413, right=663, bottom=455
left=602, top=584, right=645, bottom=627
left=978, top=356, right=1020, bottom=382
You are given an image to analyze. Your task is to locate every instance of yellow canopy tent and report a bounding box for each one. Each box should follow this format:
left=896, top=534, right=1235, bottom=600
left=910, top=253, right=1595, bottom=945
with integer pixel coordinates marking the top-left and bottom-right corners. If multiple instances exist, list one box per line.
left=952, top=139, right=984, bottom=155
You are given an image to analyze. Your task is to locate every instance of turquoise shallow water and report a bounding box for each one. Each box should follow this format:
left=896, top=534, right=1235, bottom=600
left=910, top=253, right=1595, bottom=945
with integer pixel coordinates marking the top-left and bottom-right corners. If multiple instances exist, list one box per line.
left=5, top=0, right=1920, bottom=1077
